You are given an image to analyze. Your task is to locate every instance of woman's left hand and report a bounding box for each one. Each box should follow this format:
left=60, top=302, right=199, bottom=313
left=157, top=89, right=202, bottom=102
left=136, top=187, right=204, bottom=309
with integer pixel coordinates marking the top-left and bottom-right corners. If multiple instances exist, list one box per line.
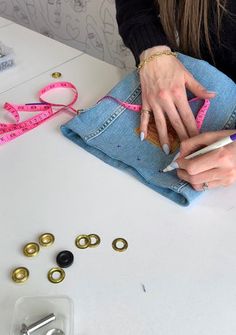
left=175, top=130, right=236, bottom=191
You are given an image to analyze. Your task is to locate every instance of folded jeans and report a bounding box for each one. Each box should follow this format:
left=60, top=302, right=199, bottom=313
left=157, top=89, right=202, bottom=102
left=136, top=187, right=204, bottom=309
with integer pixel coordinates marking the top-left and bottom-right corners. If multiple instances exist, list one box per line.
left=61, top=53, right=236, bottom=206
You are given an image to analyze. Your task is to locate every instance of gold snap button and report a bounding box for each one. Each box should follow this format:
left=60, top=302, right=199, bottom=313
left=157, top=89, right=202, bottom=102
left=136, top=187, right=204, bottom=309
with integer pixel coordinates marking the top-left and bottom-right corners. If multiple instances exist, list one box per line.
left=39, top=233, right=55, bottom=247
left=51, top=72, right=62, bottom=78
left=48, top=267, right=65, bottom=284
left=112, top=238, right=128, bottom=252
left=12, top=267, right=29, bottom=283
left=88, top=234, right=101, bottom=247
left=75, top=235, right=91, bottom=249
left=23, top=242, right=40, bottom=257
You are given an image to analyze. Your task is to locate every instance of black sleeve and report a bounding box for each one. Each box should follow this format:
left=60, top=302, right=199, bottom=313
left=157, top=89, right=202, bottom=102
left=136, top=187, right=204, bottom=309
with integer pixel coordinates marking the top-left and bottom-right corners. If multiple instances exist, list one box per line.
left=115, top=0, right=171, bottom=65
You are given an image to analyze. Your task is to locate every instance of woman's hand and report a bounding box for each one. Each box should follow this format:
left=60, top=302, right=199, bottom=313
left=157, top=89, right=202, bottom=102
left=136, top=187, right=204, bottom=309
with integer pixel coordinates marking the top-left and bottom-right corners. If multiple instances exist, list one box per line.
left=139, top=45, right=216, bottom=154
left=175, top=130, right=236, bottom=190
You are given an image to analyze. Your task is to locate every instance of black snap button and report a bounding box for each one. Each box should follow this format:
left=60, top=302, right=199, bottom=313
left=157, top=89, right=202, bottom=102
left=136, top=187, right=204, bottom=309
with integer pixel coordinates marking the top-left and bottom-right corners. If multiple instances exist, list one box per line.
left=56, top=250, right=74, bottom=268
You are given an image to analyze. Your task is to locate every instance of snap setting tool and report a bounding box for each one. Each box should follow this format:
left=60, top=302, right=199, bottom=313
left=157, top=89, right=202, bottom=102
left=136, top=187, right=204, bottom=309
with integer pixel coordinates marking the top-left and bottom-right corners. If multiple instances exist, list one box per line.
left=46, top=329, right=65, bottom=335
left=20, top=313, right=56, bottom=335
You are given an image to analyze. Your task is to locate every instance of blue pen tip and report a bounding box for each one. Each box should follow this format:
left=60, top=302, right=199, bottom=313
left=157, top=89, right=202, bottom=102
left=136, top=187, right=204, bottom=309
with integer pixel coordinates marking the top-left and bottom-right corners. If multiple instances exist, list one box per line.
left=230, top=133, right=236, bottom=141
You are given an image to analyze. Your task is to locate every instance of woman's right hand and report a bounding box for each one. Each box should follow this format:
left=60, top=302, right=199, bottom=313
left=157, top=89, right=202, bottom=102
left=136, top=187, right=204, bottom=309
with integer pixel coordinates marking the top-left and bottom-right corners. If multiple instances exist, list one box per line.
left=139, top=45, right=216, bottom=154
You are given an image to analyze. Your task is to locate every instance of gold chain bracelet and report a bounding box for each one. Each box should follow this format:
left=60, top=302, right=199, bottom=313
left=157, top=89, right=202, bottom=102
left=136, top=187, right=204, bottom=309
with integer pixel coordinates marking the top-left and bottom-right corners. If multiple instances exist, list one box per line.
left=138, top=50, right=177, bottom=71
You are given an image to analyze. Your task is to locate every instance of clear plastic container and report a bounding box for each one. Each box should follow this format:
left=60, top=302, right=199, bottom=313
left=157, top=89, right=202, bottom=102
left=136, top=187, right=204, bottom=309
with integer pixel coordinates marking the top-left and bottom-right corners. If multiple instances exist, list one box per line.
left=0, top=41, right=15, bottom=72
left=10, top=296, right=74, bottom=335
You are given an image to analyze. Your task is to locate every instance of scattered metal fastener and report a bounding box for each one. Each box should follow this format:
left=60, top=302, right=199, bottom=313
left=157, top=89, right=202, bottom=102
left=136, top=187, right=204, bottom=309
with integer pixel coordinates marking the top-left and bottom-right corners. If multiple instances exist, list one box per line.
left=11, top=267, right=29, bottom=283
left=48, top=267, right=65, bottom=284
left=75, top=234, right=91, bottom=249
left=75, top=234, right=101, bottom=249
left=23, top=242, right=40, bottom=257
left=20, top=313, right=56, bottom=335
left=56, top=250, right=74, bottom=268
left=39, top=233, right=55, bottom=247
left=51, top=72, right=62, bottom=78
left=88, top=234, right=101, bottom=247
left=46, top=329, right=65, bottom=335
left=112, top=238, right=128, bottom=252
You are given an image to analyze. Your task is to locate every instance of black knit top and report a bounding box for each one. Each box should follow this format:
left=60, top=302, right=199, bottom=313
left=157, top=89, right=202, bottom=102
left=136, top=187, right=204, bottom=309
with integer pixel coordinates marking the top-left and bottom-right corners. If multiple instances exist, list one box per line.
left=115, top=0, right=236, bottom=82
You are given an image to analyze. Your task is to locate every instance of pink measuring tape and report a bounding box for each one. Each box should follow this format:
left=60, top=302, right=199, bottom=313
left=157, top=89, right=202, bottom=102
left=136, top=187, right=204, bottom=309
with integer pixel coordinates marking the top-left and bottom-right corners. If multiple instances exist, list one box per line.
left=0, top=81, right=210, bottom=145
left=0, top=82, right=78, bottom=145
left=102, top=96, right=210, bottom=129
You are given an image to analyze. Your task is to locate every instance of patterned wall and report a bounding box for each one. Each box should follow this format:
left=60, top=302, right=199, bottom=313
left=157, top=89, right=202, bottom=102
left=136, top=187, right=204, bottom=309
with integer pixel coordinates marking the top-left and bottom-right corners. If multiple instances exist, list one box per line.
left=0, top=0, right=135, bottom=71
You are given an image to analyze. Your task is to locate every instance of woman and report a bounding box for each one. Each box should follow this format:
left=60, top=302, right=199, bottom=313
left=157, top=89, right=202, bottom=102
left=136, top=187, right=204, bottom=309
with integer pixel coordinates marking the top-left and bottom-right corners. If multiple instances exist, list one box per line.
left=115, top=0, right=236, bottom=191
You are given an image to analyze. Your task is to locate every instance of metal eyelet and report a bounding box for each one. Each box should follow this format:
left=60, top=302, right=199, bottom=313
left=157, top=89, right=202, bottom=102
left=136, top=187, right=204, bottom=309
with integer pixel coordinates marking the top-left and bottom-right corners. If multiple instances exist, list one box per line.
left=48, top=267, right=65, bottom=284
left=112, top=238, right=128, bottom=252
left=39, top=233, right=55, bottom=247
left=88, top=234, right=101, bottom=248
left=23, top=242, right=40, bottom=257
left=75, top=235, right=91, bottom=249
left=12, top=267, right=29, bottom=283
left=51, top=72, right=62, bottom=78
left=76, top=109, right=84, bottom=115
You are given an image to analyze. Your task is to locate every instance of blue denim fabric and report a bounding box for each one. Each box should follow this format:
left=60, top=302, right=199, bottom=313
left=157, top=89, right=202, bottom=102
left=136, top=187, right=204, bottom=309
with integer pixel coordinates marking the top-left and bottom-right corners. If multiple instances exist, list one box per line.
left=61, top=53, right=236, bottom=206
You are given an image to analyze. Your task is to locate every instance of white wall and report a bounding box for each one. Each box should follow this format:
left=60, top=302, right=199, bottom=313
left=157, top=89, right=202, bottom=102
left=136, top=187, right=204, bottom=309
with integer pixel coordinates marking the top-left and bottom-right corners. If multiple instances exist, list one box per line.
left=0, top=0, right=135, bottom=71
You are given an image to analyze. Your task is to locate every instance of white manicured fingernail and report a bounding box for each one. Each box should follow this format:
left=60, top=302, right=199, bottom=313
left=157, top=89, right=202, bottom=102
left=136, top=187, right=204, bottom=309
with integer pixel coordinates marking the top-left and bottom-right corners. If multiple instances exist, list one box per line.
left=140, top=132, right=145, bottom=141
left=162, top=144, right=170, bottom=155
left=172, top=152, right=180, bottom=161
left=162, top=161, right=179, bottom=173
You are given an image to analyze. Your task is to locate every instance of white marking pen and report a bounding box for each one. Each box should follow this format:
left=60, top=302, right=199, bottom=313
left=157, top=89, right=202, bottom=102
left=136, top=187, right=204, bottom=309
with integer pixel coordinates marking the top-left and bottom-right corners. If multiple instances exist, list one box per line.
left=163, top=132, right=236, bottom=172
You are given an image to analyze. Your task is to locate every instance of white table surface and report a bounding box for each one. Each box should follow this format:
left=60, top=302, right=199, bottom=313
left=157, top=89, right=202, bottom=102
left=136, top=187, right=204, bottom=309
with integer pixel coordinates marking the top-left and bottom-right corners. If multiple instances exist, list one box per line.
left=1, top=17, right=236, bottom=335
left=0, top=17, right=13, bottom=28
left=0, top=20, right=82, bottom=94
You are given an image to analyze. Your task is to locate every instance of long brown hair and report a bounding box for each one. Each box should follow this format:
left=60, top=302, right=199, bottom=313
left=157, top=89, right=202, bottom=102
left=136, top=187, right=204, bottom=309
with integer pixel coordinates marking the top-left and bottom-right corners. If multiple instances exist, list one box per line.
left=156, top=0, right=227, bottom=62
